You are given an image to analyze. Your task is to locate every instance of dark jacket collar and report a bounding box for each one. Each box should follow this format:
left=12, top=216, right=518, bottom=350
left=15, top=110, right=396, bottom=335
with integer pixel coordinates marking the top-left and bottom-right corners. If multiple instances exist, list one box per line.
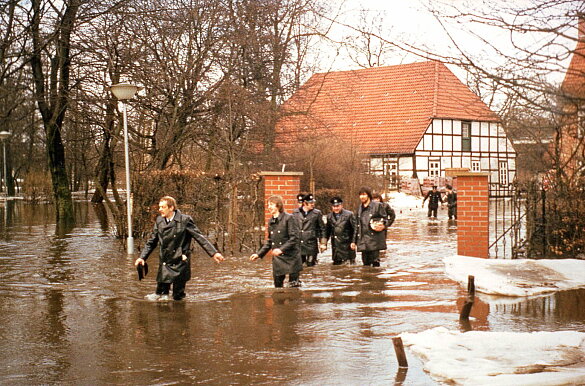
left=159, top=209, right=181, bottom=224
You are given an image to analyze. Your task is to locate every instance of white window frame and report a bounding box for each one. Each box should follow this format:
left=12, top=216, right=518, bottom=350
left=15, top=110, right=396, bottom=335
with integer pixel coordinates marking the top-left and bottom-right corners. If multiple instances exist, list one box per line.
left=471, top=160, right=481, bottom=172
left=461, top=121, right=471, bottom=151
left=498, top=160, right=509, bottom=186
left=429, top=160, right=441, bottom=177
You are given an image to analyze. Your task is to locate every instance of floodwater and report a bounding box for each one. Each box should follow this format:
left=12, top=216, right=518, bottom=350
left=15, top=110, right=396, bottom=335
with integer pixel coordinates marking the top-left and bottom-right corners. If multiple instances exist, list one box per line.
left=0, top=201, right=584, bottom=385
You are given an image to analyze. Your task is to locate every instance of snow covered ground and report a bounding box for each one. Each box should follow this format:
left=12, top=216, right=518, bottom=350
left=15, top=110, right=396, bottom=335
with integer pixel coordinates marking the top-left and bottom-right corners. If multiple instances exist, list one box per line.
left=444, top=255, right=585, bottom=297
left=401, top=327, right=585, bottom=385
left=387, top=191, right=585, bottom=385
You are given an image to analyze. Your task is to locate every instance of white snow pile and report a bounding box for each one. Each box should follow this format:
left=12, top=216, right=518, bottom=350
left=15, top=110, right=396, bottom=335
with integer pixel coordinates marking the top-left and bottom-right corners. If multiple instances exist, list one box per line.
left=401, top=327, right=585, bottom=385
left=444, top=255, right=585, bottom=296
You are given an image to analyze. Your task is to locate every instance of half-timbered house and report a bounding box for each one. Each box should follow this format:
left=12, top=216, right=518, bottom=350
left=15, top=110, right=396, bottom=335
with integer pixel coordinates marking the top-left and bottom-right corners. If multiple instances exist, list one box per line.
left=277, top=61, right=517, bottom=195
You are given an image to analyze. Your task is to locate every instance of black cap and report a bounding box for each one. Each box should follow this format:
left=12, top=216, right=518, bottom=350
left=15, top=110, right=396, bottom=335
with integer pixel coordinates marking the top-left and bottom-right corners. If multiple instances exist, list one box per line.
left=303, top=194, right=315, bottom=203
left=296, top=193, right=304, bottom=203
left=330, top=196, right=343, bottom=205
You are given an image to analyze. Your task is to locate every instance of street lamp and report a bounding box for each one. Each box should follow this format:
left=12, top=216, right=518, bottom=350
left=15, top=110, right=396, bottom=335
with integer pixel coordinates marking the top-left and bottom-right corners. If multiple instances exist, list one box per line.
left=110, top=83, right=141, bottom=255
left=0, top=131, right=10, bottom=197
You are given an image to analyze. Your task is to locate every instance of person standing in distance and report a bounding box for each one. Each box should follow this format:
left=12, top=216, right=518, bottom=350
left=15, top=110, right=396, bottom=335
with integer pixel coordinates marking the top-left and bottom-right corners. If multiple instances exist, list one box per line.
left=324, top=197, right=357, bottom=265
left=292, top=193, right=327, bottom=267
left=351, top=187, right=388, bottom=267
left=445, top=184, right=457, bottom=220
left=135, top=196, right=224, bottom=301
left=422, top=185, right=443, bottom=219
left=250, top=195, right=302, bottom=287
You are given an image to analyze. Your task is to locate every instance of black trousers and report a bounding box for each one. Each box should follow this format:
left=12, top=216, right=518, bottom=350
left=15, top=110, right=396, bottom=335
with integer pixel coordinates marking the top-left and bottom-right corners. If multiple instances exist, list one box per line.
left=156, top=280, right=186, bottom=300
left=448, top=206, right=457, bottom=219
left=361, top=250, right=380, bottom=266
left=301, top=254, right=317, bottom=266
left=273, top=272, right=300, bottom=288
left=427, top=206, right=438, bottom=218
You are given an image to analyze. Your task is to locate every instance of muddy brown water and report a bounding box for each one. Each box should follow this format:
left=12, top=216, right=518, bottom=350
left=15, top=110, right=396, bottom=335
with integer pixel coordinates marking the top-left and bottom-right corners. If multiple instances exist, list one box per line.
left=0, top=201, right=583, bottom=385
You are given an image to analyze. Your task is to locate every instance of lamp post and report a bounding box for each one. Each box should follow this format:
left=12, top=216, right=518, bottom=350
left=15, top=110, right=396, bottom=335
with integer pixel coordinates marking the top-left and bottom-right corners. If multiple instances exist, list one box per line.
left=110, top=83, right=140, bottom=255
left=0, top=131, right=10, bottom=197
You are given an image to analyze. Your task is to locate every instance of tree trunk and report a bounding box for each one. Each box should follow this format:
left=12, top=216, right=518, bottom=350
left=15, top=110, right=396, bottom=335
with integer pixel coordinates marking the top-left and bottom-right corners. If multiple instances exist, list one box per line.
left=29, top=0, right=80, bottom=221
left=46, top=121, right=74, bottom=220
left=6, top=146, right=15, bottom=196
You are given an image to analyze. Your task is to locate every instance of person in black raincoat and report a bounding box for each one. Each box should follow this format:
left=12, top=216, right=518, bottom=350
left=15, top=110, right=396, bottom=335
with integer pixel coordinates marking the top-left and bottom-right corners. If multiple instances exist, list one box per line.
left=292, top=193, right=327, bottom=266
left=351, top=187, right=388, bottom=267
left=250, top=195, right=302, bottom=287
left=445, top=184, right=457, bottom=220
left=422, top=185, right=443, bottom=218
left=324, top=196, right=356, bottom=265
left=135, top=196, right=224, bottom=301
left=372, top=191, right=396, bottom=259
left=372, top=191, right=396, bottom=228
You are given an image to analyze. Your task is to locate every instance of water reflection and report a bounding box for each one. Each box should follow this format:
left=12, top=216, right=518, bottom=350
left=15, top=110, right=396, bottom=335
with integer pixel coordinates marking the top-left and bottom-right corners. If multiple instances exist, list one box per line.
left=92, top=203, right=109, bottom=232
left=0, top=201, right=583, bottom=385
left=485, top=289, right=585, bottom=331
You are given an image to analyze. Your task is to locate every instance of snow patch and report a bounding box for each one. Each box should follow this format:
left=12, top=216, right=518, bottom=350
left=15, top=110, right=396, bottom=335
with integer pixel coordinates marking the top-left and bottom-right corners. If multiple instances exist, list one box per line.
left=401, top=327, right=585, bottom=385
left=444, top=255, right=585, bottom=296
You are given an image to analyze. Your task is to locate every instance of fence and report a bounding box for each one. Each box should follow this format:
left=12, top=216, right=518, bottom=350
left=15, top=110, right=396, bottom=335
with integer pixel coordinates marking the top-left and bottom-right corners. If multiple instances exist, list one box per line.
left=489, top=180, right=585, bottom=259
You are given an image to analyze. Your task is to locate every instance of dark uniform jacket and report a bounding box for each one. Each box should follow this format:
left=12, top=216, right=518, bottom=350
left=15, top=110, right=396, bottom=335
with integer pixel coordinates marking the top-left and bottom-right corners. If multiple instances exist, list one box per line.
left=423, top=190, right=443, bottom=209
left=353, top=200, right=388, bottom=252
left=325, top=209, right=357, bottom=261
left=140, top=209, right=218, bottom=284
left=256, top=212, right=302, bottom=276
left=380, top=201, right=396, bottom=227
left=292, top=208, right=326, bottom=256
left=446, top=191, right=457, bottom=208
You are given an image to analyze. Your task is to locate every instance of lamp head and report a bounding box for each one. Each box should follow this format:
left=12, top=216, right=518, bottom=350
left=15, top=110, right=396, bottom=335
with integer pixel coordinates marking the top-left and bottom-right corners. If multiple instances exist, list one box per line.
left=0, top=131, right=10, bottom=140
left=109, top=83, right=142, bottom=100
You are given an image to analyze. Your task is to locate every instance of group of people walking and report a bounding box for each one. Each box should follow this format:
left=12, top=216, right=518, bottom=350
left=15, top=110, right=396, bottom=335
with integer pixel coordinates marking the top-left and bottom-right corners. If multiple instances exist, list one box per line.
left=250, top=186, right=396, bottom=288
left=422, top=184, right=458, bottom=220
left=134, top=183, right=455, bottom=299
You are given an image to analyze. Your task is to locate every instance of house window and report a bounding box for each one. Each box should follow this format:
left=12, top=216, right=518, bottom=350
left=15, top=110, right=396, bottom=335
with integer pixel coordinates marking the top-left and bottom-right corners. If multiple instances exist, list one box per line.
left=498, top=160, right=509, bottom=185
left=385, top=162, right=399, bottom=188
left=362, top=158, right=371, bottom=173
left=429, top=160, right=441, bottom=177
left=471, top=160, right=481, bottom=172
left=369, top=157, right=383, bottom=175
left=462, top=121, right=471, bottom=151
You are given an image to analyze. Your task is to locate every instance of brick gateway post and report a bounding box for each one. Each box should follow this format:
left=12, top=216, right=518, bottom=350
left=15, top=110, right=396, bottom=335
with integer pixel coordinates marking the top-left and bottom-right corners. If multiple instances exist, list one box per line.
left=453, top=171, right=490, bottom=258
left=258, top=171, right=303, bottom=227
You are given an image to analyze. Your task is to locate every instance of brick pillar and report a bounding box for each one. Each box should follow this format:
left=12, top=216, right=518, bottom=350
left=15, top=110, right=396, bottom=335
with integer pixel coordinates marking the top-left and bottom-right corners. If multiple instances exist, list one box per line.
left=456, top=172, right=489, bottom=258
left=259, top=171, right=303, bottom=227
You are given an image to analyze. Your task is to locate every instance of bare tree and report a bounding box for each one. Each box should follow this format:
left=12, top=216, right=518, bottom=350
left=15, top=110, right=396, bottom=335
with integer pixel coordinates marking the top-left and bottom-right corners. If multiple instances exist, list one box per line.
left=28, top=0, right=84, bottom=221
left=0, top=0, right=36, bottom=196
left=342, top=9, right=403, bottom=68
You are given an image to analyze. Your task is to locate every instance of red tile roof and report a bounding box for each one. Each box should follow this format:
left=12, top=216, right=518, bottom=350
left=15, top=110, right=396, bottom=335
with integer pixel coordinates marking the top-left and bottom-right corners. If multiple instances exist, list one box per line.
left=562, top=16, right=585, bottom=97
left=276, top=61, right=500, bottom=154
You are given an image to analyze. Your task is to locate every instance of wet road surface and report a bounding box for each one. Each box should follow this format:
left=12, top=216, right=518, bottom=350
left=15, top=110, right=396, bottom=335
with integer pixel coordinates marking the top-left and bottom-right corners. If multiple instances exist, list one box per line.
left=0, top=202, right=584, bottom=385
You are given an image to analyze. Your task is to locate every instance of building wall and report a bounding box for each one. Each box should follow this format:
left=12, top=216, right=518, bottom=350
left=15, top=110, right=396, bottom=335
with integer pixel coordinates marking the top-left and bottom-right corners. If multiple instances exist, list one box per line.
left=368, top=119, right=517, bottom=195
